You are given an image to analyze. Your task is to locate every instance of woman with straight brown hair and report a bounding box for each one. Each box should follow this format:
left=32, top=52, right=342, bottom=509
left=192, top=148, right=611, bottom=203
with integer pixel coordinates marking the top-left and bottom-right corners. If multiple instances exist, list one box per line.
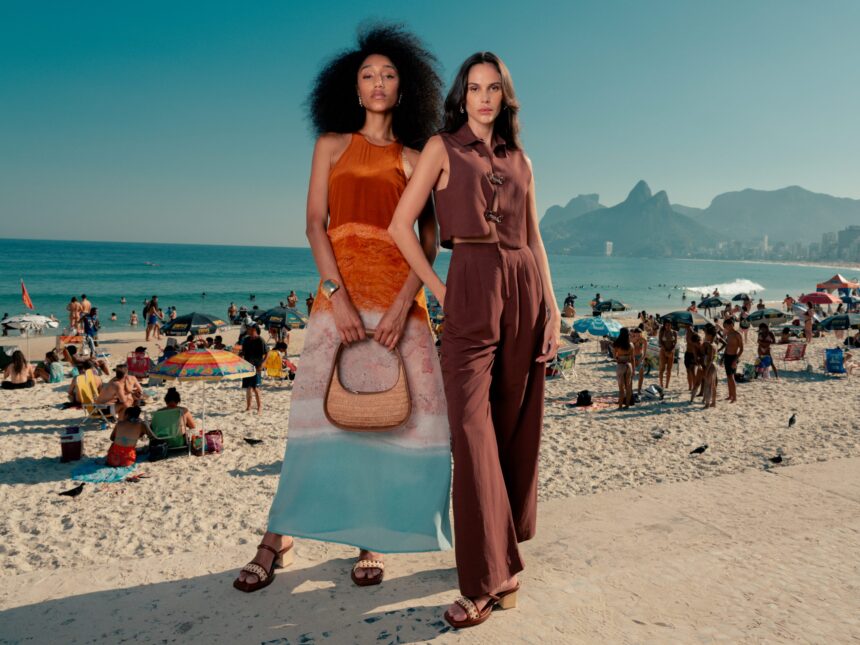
left=390, top=51, right=560, bottom=628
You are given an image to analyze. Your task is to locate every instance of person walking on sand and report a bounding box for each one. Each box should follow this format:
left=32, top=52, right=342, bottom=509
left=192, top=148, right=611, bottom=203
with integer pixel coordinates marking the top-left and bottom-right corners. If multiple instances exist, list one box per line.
left=390, top=51, right=558, bottom=628
left=723, top=318, right=743, bottom=403
left=757, top=323, right=779, bottom=379
left=803, top=304, right=814, bottom=343
left=684, top=327, right=703, bottom=395
left=657, top=318, right=677, bottom=390
left=233, top=25, right=452, bottom=595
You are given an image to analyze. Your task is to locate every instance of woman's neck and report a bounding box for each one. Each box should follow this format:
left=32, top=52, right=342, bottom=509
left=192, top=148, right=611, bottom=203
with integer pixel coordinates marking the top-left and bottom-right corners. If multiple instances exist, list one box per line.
left=360, top=112, right=395, bottom=143
left=467, top=117, right=494, bottom=145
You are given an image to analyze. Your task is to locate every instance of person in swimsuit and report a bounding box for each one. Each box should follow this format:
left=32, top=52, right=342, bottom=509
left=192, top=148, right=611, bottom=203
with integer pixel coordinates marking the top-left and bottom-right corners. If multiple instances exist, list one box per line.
left=2, top=350, right=35, bottom=389
left=700, top=324, right=719, bottom=408
left=144, top=296, right=161, bottom=341
left=803, top=305, right=814, bottom=343
left=106, top=406, right=155, bottom=467
left=631, top=326, right=647, bottom=394
left=657, top=318, right=677, bottom=390
left=613, top=328, right=635, bottom=408
left=67, top=296, right=82, bottom=333
left=756, top=323, right=779, bottom=379
left=683, top=327, right=702, bottom=397
left=722, top=318, right=744, bottom=403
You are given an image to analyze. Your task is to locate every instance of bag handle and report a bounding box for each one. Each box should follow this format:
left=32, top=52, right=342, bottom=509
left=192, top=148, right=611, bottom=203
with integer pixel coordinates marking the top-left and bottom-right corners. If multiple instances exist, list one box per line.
left=331, top=329, right=406, bottom=395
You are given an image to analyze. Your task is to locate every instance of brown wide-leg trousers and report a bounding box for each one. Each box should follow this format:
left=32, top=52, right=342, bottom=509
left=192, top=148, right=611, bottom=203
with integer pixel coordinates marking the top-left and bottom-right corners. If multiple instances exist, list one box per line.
left=441, top=243, right=546, bottom=597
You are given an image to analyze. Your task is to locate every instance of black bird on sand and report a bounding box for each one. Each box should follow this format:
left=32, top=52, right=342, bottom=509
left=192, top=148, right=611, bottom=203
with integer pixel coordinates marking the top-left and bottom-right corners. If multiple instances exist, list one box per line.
left=58, top=483, right=85, bottom=497
left=243, top=438, right=263, bottom=445
left=788, top=414, right=797, bottom=428
left=689, top=444, right=708, bottom=455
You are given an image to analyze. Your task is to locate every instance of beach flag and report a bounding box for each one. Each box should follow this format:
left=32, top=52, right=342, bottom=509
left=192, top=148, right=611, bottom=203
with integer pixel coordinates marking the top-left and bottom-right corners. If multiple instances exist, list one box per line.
left=21, top=279, right=34, bottom=310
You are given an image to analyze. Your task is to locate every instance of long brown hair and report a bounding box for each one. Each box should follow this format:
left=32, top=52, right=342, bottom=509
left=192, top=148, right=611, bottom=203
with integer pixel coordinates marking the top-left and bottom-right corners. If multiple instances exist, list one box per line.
left=441, top=52, right=522, bottom=149
left=11, top=350, right=27, bottom=374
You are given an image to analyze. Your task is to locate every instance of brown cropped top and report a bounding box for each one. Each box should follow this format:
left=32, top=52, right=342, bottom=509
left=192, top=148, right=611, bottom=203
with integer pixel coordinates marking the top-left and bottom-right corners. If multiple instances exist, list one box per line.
left=434, top=122, right=532, bottom=249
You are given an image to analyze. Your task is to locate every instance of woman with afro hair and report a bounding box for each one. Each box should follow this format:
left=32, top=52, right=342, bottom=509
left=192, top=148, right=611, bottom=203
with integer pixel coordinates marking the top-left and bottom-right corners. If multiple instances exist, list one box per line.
left=234, top=25, right=453, bottom=594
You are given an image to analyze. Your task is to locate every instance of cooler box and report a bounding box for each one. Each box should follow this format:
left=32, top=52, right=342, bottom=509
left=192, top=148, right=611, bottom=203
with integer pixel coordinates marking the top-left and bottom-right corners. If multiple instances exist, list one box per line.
left=60, top=426, right=83, bottom=462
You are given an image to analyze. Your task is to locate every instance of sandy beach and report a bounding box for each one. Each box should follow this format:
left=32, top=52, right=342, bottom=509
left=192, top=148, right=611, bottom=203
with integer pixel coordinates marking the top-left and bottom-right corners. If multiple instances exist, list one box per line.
left=1, top=324, right=858, bottom=642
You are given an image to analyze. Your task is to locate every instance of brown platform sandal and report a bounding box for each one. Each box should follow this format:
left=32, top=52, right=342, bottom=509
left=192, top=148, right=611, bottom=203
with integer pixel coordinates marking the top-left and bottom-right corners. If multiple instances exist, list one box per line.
left=350, top=558, right=385, bottom=587
left=233, top=542, right=294, bottom=593
left=443, top=584, right=519, bottom=629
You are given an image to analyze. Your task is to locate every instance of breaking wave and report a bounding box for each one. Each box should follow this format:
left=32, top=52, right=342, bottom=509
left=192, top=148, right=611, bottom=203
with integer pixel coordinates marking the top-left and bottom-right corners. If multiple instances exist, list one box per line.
left=683, top=278, right=765, bottom=296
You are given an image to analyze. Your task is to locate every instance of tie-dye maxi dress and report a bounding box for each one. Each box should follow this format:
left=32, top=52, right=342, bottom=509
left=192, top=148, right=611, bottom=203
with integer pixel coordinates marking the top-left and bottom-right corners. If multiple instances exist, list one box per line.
left=267, top=134, right=453, bottom=552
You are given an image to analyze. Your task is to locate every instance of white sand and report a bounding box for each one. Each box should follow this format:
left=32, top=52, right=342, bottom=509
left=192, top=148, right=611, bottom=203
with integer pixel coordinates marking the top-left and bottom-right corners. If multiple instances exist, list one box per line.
left=1, top=324, right=858, bottom=642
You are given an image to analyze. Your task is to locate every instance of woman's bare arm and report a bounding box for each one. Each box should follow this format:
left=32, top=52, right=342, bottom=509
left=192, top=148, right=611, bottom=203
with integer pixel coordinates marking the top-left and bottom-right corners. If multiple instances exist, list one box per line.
left=524, top=157, right=561, bottom=361
left=388, top=136, right=447, bottom=304
left=306, top=134, right=365, bottom=344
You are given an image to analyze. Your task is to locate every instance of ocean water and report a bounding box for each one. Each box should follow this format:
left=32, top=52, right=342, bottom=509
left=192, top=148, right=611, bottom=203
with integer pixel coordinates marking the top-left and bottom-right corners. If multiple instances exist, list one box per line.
left=0, top=238, right=855, bottom=332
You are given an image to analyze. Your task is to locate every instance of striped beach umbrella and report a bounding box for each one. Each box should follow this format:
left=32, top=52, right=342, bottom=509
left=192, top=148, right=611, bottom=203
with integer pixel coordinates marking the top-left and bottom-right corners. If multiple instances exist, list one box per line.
left=150, top=349, right=256, bottom=454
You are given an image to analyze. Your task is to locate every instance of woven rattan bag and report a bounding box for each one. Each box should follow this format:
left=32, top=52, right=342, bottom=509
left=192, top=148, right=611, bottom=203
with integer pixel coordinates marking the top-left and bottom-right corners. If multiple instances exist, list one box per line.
left=324, top=332, right=412, bottom=431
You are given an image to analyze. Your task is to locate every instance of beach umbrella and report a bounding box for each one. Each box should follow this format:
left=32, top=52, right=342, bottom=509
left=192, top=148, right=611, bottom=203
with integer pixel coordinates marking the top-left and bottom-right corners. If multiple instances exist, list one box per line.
left=573, top=317, right=622, bottom=337
left=593, top=299, right=628, bottom=313
left=255, top=306, right=308, bottom=330
left=731, top=293, right=751, bottom=301
left=819, top=314, right=860, bottom=331
left=698, top=296, right=731, bottom=309
left=160, top=312, right=227, bottom=337
left=840, top=295, right=860, bottom=305
left=658, top=311, right=709, bottom=330
left=150, top=349, right=256, bottom=454
left=799, top=292, right=841, bottom=306
left=0, top=314, right=60, bottom=359
left=748, top=308, right=789, bottom=326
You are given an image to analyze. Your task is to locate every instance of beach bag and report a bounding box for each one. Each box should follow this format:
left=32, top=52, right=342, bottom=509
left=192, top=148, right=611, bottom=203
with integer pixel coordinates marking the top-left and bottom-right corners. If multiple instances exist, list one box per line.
left=575, top=390, right=593, bottom=407
left=190, top=430, right=223, bottom=456
left=324, top=331, right=411, bottom=431
left=148, top=438, right=169, bottom=462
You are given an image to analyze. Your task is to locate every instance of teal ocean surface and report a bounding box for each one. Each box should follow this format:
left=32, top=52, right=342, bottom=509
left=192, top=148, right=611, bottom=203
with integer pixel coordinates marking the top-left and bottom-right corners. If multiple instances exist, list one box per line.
left=1, top=238, right=855, bottom=332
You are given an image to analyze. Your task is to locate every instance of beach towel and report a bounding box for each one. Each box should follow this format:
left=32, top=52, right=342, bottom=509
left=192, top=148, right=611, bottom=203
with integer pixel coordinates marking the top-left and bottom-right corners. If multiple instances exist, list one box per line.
left=71, top=458, right=136, bottom=483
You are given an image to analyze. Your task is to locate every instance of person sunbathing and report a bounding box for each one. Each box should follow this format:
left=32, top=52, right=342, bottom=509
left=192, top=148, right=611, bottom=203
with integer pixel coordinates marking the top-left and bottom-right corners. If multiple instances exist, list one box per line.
left=106, top=406, right=155, bottom=467
left=2, top=350, right=35, bottom=389
left=97, top=365, right=145, bottom=419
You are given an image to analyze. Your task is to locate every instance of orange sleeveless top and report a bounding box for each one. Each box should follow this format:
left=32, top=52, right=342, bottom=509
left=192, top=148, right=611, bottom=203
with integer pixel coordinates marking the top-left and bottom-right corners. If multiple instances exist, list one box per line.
left=328, top=134, right=406, bottom=231
left=314, top=134, right=428, bottom=319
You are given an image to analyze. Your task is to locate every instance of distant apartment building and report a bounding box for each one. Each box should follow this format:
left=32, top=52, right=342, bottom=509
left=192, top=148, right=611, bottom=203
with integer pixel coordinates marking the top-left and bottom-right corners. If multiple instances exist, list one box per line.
left=762, top=234, right=769, bottom=254
left=605, top=241, right=613, bottom=256
left=838, top=226, right=860, bottom=259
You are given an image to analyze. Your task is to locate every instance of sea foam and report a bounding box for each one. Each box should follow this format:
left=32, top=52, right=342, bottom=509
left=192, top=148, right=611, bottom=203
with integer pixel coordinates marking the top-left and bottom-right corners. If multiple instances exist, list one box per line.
left=684, top=278, right=765, bottom=296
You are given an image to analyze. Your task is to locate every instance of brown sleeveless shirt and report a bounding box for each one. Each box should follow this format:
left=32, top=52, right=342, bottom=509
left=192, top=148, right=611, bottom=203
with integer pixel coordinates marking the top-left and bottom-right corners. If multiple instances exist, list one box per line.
left=435, top=123, right=531, bottom=249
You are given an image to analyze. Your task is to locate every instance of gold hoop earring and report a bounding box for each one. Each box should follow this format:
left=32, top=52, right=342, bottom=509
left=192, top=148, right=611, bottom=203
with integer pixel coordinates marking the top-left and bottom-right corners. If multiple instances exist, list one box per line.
left=358, top=95, right=363, bottom=108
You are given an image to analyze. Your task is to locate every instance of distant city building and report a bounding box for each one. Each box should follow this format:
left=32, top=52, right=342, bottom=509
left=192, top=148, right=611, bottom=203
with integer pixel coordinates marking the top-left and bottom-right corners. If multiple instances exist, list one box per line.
left=762, top=234, right=769, bottom=254
left=605, top=241, right=613, bottom=256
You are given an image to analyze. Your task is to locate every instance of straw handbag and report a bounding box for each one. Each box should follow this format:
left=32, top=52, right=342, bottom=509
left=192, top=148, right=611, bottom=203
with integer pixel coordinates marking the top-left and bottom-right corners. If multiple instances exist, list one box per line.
left=324, top=332, right=411, bottom=431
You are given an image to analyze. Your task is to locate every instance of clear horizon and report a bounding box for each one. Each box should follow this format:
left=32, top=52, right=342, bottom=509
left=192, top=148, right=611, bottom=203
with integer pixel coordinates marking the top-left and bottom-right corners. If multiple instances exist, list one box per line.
left=2, top=1, right=858, bottom=247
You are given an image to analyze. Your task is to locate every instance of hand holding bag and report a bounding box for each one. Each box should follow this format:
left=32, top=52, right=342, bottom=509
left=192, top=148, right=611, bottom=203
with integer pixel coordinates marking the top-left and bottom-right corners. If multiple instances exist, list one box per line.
left=324, top=331, right=411, bottom=431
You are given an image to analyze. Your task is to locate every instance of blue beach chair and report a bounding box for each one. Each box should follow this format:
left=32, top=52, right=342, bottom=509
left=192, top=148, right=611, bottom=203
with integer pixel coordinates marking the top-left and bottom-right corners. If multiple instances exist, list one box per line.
left=824, top=348, right=846, bottom=375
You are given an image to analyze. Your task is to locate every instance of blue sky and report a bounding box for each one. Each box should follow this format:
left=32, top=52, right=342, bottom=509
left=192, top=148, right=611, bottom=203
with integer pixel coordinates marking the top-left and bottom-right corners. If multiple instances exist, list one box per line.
left=1, top=1, right=858, bottom=246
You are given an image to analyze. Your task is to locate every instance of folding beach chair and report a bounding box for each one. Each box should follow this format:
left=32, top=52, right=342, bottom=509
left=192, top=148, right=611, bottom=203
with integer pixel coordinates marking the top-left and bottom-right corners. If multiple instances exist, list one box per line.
left=824, top=348, right=846, bottom=375
left=781, top=342, right=807, bottom=369
left=546, top=346, right=578, bottom=380
left=149, top=408, right=188, bottom=450
left=75, top=374, right=115, bottom=426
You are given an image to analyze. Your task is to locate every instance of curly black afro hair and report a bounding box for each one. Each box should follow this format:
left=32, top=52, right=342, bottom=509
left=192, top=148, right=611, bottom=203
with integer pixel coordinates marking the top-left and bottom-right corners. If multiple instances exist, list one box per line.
left=307, top=24, right=443, bottom=150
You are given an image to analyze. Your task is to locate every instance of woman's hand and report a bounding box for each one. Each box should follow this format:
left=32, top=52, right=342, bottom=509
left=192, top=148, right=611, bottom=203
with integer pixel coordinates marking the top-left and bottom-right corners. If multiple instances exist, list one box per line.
left=330, top=291, right=366, bottom=345
left=436, top=286, right=447, bottom=312
left=536, top=311, right=561, bottom=363
left=376, top=298, right=411, bottom=350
